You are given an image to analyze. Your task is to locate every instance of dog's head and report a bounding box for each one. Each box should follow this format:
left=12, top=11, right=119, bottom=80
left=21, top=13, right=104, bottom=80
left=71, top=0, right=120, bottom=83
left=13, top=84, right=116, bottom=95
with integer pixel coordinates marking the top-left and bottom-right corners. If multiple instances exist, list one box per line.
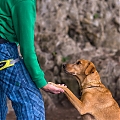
left=63, top=59, right=95, bottom=76
left=63, top=59, right=100, bottom=84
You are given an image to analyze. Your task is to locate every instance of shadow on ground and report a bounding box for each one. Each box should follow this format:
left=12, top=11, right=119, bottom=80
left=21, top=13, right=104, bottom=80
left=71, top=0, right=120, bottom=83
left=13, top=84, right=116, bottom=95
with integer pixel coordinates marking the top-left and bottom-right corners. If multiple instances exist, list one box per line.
left=6, top=106, right=81, bottom=120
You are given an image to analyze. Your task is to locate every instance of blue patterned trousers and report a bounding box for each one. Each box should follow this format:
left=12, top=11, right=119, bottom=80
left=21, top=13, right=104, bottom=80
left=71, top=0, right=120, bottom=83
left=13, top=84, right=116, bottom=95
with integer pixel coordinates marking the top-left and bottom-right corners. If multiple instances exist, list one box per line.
left=0, top=42, right=45, bottom=120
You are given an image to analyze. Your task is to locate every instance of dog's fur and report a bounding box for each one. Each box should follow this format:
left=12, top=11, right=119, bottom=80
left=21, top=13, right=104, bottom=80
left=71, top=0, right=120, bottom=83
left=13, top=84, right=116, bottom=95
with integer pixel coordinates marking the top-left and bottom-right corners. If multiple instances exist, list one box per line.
left=49, top=59, right=120, bottom=120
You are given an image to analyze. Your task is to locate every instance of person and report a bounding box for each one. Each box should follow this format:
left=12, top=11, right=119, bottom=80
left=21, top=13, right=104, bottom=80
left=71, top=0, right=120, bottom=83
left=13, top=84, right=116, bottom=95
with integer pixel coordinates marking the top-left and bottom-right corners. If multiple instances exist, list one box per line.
left=0, top=0, right=64, bottom=120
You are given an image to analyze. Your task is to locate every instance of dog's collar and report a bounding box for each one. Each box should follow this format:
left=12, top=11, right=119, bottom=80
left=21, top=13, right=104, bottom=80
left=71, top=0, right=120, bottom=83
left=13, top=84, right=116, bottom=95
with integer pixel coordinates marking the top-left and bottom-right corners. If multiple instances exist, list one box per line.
left=82, top=84, right=101, bottom=90
left=81, top=81, right=101, bottom=90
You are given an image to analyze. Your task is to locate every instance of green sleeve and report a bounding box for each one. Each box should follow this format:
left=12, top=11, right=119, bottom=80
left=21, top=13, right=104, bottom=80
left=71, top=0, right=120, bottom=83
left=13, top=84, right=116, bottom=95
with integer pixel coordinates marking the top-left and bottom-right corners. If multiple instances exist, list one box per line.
left=11, top=0, right=47, bottom=88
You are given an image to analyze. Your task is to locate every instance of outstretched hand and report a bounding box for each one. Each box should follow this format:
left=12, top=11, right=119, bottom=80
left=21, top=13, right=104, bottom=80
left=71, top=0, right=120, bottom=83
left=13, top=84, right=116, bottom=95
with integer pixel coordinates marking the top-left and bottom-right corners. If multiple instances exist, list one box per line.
left=42, top=82, right=66, bottom=94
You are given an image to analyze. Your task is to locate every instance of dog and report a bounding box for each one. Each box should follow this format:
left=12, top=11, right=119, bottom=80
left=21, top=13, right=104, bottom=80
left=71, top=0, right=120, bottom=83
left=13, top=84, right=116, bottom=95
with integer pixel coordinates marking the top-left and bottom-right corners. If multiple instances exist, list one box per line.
left=49, top=59, right=120, bottom=120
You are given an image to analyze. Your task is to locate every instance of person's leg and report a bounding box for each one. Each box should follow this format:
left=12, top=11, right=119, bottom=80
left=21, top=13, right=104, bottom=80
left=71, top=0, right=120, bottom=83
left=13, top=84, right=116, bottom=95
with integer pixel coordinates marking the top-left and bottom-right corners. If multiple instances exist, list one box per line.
left=0, top=89, right=8, bottom=120
left=0, top=43, right=45, bottom=120
left=0, top=60, right=45, bottom=120
left=0, top=43, right=9, bottom=120
left=10, top=60, right=45, bottom=120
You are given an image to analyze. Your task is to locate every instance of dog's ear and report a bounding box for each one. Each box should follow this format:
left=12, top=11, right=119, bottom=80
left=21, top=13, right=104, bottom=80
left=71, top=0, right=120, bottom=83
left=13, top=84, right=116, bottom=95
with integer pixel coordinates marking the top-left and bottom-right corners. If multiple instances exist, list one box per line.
left=85, top=62, right=96, bottom=75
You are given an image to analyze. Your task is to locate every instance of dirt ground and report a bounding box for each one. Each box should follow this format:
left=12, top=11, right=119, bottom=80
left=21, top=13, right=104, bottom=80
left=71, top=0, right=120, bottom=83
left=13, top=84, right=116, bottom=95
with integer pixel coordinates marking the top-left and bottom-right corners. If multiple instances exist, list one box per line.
left=6, top=106, right=81, bottom=120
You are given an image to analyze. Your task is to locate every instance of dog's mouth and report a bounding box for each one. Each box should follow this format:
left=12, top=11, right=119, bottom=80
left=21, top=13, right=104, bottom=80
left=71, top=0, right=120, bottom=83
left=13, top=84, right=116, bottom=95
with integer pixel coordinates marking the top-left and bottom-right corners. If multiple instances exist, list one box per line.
left=64, top=69, right=75, bottom=75
left=63, top=64, right=76, bottom=75
left=63, top=68, right=76, bottom=76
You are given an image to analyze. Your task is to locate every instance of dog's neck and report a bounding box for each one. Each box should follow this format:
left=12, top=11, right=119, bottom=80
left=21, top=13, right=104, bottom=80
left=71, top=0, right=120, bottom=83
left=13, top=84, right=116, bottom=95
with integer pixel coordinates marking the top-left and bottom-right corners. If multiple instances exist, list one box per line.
left=76, top=71, right=102, bottom=90
left=75, top=74, right=86, bottom=87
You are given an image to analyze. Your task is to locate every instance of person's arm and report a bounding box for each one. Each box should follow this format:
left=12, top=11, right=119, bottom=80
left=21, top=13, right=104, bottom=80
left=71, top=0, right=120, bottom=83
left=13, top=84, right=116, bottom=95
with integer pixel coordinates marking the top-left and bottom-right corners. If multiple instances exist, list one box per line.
left=11, top=0, right=47, bottom=88
left=11, top=0, right=64, bottom=93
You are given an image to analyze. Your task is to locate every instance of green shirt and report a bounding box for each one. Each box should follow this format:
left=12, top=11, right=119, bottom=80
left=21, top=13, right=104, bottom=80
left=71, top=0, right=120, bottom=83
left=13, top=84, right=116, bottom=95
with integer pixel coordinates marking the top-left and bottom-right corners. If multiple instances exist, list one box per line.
left=0, top=0, right=47, bottom=88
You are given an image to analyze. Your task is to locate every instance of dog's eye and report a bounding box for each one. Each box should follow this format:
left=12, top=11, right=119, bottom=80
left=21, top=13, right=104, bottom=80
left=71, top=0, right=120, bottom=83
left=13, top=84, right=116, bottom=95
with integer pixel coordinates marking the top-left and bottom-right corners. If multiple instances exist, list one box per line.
left=76, top=61, right=81, bottom=65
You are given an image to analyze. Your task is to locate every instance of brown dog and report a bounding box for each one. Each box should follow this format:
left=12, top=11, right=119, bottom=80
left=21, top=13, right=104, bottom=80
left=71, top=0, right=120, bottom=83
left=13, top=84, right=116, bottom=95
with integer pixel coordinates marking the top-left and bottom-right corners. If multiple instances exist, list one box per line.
left=49, top=59, right=120, bottom=120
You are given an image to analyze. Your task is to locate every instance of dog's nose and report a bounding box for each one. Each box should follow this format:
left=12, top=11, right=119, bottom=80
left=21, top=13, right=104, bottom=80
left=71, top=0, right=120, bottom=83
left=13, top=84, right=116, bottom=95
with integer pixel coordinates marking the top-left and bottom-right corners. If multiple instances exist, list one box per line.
left=62, top=64, right=66, bottom=69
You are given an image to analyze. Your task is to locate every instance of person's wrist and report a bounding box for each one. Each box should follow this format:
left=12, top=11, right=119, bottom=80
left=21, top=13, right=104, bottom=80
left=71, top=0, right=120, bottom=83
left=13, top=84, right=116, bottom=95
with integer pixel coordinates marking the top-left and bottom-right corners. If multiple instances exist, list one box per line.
left=41, top=83, right=49, bottom=91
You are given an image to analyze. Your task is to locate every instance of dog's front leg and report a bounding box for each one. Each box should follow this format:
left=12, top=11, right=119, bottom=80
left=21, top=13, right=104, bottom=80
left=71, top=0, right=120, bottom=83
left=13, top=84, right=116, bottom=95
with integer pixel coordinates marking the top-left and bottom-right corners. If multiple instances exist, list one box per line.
left=62, top=86, right=84, bottom=114
left=48, top=82, right=84, bottom=114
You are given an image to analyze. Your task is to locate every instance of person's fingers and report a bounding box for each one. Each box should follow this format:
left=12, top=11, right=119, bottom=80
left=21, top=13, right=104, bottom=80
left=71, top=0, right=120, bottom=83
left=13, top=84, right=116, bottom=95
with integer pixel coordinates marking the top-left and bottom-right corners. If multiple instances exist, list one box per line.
left=52, top=86, right=64, bottom=93
left=57, top=84, right=67, bottom=87
left=61, top=84, right=67, bottom=87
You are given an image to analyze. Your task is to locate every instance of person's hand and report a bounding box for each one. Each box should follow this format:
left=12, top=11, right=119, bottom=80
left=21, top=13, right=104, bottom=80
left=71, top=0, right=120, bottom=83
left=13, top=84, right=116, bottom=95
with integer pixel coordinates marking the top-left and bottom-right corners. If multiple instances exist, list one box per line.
left=42, top=83, right=65, bottom=94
